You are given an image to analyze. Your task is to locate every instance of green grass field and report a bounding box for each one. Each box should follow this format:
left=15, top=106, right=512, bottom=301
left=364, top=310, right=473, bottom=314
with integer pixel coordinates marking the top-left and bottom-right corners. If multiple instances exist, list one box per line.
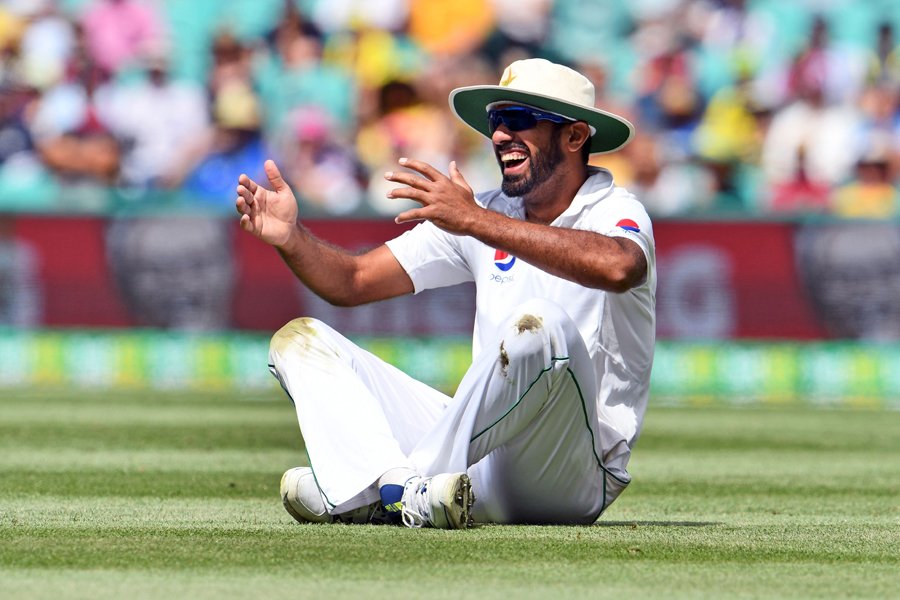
left=1, top=388, right=897, bottom=599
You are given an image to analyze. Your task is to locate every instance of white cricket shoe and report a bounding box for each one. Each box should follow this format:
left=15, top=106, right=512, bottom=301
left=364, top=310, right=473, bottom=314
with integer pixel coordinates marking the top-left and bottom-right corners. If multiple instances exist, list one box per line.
left=400, top=472, right=474, bottom=529
left=280, top=467, right=389, bottom=525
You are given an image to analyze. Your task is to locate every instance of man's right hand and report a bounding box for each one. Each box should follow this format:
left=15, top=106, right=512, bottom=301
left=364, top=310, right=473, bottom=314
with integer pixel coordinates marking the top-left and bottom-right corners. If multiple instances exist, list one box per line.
left=235, top=159, right=298, bottom=248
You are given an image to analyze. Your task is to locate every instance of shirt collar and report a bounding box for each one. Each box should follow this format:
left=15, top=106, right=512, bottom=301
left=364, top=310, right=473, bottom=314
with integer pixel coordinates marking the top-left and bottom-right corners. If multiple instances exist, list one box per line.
left=551, top=167, right=615, bottom=225
left=480, top=166, right=616, bottom=222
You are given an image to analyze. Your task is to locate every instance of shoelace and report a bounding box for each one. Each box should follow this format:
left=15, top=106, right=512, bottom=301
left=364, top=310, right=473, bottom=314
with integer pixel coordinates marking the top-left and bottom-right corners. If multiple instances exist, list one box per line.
left=400, top=477, right=430, bottom=528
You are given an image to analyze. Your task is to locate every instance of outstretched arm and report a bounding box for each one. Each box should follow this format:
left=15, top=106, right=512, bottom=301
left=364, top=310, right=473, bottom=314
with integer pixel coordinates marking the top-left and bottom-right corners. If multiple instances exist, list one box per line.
left=386, top=158, right=647, bottom=292
left=236, top=160, right=414, bottom=306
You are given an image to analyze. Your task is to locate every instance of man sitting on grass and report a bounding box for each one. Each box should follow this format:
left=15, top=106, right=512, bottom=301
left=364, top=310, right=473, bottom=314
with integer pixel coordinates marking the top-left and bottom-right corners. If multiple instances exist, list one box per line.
left=235, top=58, right=656, bottom=528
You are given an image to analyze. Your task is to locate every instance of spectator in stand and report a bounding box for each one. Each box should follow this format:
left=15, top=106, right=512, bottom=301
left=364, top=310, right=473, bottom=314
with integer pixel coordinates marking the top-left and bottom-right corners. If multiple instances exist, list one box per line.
left=305, top=0, right=409, bottom=35
left=356, top=79, right=455, bottom=215
left=760, top=46, right=862, bottom=195
left=618, top=132, right=717, bottom=217
left=320, top=26, right=424, bottom=103
left=0, top=7, right=25, bottom=58
left=575, top=57, right=642, bottom=193
left=0, top=73, right=56, bottom=210
left=0, top=74, right=47, bottom=196
left=791, top=14, right=870, bottom=108
left=31, top=66, right=120, bottom=188
left=546, top=0, right=632, bottom=82
left=869, top=21, right=900, bottom=87
left=164, top=79, right=268, bottom=208
left=693, top=56, right=763, bottom=167
left=407, top=0, right=495, bottom=57
left=419, top=53, right=501, bottom=194
left=297, top=0, right=420, bottom=120
left=16, top=0, right=76, bottom=90
left=278, top=106, right=367, bottom=216
left=830, top=137, right=899, bottom=219
left=766, top=146, right=831, bottom=214
left=0, top=77, right=36, bottom=167
left=208, top=30, right=256, bottom=99
left=481, top=0, right=551, bottom=63
left=633, top=26, right=702, bottom=142
left=691, top=0, right=777, bottom=99
left=256, top=12, right=356, bottom=139
left=3, top=0, right=900, bottom=220
left=0, top=3, right=63, bottom=209
left=577, top=58, right=634, bottom=129
left=27, top=32, right=120, bottom=208
left=105, top=50, right=209, bottom=189
left=691, top=55, right=774, bottom=212
left=854, top=82, right=900, bottom=180
left=79, top=0, right=167, bottom=75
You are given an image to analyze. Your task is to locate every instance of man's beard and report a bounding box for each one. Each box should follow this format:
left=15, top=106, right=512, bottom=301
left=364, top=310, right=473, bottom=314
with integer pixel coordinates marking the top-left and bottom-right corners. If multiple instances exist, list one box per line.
left=500, top=128, right=564, bottom=197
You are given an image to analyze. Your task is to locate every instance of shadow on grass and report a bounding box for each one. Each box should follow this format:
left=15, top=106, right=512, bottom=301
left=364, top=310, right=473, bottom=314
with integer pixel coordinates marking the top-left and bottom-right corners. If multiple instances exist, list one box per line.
left=596, top=521, right=721, bottom=527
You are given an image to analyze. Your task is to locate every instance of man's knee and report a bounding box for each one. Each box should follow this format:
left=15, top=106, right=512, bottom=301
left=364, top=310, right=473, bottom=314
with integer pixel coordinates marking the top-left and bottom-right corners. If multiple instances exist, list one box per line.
left=505, top=300, right=577, bottom=348
left=271, top=316, right=317, bottom=348
left=507, top=299, right=572, bottom=335
left=269, top=317, right=335, bottom=362
left=494, top=299, right=587, bottom=382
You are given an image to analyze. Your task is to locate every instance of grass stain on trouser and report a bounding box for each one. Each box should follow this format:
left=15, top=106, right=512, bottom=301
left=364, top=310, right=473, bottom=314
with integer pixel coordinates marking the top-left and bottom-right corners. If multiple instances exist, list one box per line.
left=515, top=314, right=544, bottom=334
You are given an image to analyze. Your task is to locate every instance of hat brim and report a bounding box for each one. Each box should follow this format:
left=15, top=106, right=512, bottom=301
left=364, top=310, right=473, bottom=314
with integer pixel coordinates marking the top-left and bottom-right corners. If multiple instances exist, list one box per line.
left=450, top=85, right=634, bottom=154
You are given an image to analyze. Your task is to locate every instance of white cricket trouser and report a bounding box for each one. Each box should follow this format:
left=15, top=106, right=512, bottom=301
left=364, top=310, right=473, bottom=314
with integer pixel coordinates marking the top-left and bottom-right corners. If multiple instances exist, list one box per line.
left=268, top=299, right=629, bottom=525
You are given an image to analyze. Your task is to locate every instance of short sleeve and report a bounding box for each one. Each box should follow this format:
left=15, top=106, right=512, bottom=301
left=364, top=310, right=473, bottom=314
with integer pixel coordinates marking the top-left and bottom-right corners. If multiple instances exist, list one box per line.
left=588, top=192, right=655, bottom=268
left=385, top=221, right=474, bottom=293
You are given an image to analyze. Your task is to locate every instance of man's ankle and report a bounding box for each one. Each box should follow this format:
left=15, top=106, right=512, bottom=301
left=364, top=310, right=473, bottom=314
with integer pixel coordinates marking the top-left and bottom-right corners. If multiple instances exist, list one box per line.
left=378, top=467, right=418, bottom=523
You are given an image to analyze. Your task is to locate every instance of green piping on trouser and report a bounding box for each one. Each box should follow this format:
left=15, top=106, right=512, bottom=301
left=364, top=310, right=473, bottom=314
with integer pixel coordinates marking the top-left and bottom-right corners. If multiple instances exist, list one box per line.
left=470, top=356, right=630, bottom=518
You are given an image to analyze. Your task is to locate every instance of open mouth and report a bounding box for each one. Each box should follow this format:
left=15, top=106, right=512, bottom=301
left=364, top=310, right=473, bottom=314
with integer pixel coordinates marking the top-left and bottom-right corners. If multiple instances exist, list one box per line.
left=499, top=150, right=530, bottom=176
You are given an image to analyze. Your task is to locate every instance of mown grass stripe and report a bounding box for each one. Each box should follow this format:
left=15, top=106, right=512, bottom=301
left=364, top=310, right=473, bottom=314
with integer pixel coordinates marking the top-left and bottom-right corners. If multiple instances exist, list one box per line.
left=0, top=388, right=897, bottom=599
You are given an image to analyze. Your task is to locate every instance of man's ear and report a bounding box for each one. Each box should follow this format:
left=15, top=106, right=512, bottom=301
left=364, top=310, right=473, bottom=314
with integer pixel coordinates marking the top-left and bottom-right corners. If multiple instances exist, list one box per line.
left=566, top=122, right=592, bottom=154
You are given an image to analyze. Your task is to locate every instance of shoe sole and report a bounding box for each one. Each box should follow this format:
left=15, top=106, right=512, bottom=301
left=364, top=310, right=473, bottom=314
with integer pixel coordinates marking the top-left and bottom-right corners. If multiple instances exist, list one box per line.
left=438, top=473, right=475, bottom=529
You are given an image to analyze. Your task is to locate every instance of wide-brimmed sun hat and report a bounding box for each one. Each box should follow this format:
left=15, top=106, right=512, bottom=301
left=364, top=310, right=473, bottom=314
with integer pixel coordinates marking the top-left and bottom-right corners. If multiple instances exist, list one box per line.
left=449, top=58, right=634, bottom=154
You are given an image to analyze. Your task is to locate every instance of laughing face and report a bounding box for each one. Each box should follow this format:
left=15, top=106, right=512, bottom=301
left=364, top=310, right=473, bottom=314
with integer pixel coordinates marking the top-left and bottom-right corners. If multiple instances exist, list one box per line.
left=495, top=123, right=565, bottom=198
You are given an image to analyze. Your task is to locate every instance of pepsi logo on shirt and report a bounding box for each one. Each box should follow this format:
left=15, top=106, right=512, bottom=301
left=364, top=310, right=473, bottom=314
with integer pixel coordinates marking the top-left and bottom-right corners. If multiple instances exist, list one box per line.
left=493, top=249, right=516, bottom=272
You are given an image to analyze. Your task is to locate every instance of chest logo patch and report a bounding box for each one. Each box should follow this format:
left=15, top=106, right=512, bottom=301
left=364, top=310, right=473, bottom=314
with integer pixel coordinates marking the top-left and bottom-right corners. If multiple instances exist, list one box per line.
left=493, top=249, right=517, bottom=272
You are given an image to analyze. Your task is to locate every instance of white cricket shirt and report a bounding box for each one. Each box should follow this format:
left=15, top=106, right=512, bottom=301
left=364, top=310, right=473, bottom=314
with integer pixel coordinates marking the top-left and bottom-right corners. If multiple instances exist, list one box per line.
left=385, top=167, right=656, bottom=452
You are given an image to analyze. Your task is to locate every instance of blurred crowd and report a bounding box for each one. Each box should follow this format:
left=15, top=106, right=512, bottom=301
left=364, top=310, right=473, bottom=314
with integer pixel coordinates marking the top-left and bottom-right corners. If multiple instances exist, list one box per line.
left=1, top=0, right=899, bottom=218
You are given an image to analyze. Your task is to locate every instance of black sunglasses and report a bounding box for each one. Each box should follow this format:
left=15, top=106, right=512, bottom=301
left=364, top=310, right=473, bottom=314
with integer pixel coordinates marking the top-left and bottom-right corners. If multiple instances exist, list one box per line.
left=487, top=106, right=574, bottom=134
